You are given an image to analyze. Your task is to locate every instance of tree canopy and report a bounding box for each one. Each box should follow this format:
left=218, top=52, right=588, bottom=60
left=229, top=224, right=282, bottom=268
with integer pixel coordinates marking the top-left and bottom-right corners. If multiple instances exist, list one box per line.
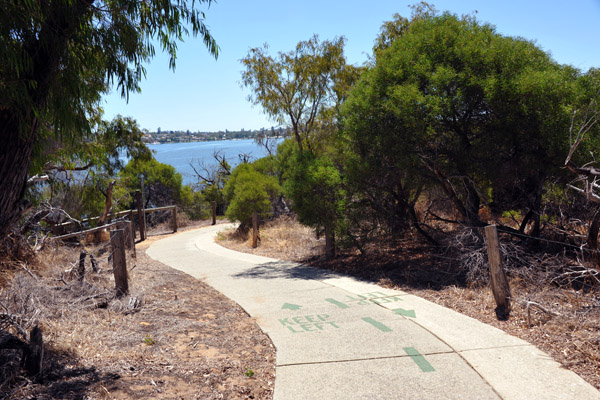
left=0, top=0, right=218, bottom=236
left=341, top=9, right=580, bottom=232
left=223, top=162, right=280, bottom=227
left=240, top=35, right=358, bottom=154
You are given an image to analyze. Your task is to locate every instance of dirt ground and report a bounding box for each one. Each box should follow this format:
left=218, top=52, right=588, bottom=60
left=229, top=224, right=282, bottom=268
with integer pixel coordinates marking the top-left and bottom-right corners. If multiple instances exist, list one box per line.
left=4, top=216, right=599, bottom=398
left=218, top=217, right=600, bottom=391
left=1, top=224, right=275, bottom=399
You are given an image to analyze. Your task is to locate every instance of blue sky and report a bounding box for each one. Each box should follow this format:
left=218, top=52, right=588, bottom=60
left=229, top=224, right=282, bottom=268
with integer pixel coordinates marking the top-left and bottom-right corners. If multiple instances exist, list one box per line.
left=101, top=0, right=600, bottom=133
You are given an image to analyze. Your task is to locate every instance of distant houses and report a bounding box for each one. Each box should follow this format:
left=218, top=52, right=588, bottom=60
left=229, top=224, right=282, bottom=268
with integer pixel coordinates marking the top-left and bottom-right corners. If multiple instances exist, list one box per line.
left=141, top=127, right=286, bottom=144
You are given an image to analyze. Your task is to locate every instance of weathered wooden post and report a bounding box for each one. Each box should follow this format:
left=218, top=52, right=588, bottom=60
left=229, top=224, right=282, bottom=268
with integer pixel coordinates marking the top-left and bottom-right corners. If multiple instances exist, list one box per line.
left=116, top=220, right=136, bottom=258
left=77, top=251, right=86, bottom=282
left=252, top=212, right=259, bottom=248
left=90, top=254, right=99, bottom=273
left=484, top=225, right=511, bottom=320
left=128, top=220, right=136, bottom=258
left=110, top=229, right=128, bottom=297
left=211, top=201, right=217, bottom=225
left=23, top=326, right=43, bottom=378
left=116, top=221, right=129, bottom=250
left=172, top=206, right=178, bottom=233
left=129, top=209, right=136, bottom=239
left=135, top=190, right=145, bottom=241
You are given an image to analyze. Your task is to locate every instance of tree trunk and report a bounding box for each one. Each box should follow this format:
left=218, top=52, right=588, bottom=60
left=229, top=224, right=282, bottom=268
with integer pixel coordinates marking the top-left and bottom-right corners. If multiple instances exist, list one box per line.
left=0, top=112, right=37, bottom=237
left=518, top=209, right=534, bottom=233
left=464, top=179, right=482, bottom=226
left=587, top=207, right=600, bottom=264
left=97, top=180, right=116, bottom=226
left=408, top=205, right=438, bottom=245
left=325, top=224, right=335, bottom=260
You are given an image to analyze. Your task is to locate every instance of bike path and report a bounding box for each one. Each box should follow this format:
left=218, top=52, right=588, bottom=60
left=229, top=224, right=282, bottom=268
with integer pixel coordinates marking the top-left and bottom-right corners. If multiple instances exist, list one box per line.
left=146, top=224, right=600, bottom=400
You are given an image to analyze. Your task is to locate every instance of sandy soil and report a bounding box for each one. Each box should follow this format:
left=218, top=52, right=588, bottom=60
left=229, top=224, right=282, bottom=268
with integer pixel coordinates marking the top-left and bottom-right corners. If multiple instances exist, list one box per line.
left=1, top=225, right=275, bottom=399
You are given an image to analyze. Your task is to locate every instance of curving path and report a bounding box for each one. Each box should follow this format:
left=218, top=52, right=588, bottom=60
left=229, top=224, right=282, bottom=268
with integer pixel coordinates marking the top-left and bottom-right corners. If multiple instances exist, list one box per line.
left=147, top=224, right=600, bottom=400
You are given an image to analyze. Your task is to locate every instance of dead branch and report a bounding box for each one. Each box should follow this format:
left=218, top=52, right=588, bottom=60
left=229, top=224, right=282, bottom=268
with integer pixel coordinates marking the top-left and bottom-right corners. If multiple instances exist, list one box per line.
left=26, top=174, right=49, bottom=185
left=564, top=102, right=600, bottom=204
left=20, top=263, right=38, bottom=281
left=43, top=161, right=94, bottom=173
left=68, top=291, right=112, bottom=306
left=520, top=300, right=561, bottom=327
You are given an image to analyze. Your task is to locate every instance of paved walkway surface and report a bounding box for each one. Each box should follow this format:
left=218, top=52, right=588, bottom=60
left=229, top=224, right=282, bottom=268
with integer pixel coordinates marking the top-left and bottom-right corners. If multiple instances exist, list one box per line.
left=147, top=225, right=600, bottom=400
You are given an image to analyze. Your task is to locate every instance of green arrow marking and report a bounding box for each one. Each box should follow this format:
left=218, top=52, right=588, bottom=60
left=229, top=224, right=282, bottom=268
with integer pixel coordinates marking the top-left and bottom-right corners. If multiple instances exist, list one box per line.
left=325, top=298, right=349, bottom=309
left=392, top=308, right=416, bottom=318
left=281, top=303, right=302, bottom=311
left=361, top=317, right=392, bottom=332
left=403, top=347, right=435, bottom=372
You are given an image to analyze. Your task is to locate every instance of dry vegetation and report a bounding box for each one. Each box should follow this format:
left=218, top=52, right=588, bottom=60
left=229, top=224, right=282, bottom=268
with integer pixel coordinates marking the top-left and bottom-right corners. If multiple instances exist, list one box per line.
left=0, top=223, right=275, bottom=399
left=218, top=216, right=324, bottom=262
left=219, top=216, right=600, bottom=390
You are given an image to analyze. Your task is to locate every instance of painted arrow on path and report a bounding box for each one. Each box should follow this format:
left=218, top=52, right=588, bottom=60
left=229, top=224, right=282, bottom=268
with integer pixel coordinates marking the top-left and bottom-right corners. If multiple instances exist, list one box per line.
left=282, top=303, right=302, bottom=311
left=392, top=308, right=416, bottom=318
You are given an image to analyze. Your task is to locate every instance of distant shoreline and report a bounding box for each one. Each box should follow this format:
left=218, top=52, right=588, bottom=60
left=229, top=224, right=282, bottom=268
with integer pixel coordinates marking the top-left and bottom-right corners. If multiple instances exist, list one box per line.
left=145, top=135, right=284, bottom=146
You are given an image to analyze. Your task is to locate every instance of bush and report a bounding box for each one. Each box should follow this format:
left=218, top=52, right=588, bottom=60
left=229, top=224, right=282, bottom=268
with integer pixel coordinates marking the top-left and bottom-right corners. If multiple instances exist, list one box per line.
left=223, top=163, right=280, bottom=227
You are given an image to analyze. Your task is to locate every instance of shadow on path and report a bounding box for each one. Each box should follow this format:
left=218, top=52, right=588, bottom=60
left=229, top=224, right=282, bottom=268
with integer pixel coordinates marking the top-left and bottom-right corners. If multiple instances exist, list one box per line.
left=233, top=260, right=357, bottom=282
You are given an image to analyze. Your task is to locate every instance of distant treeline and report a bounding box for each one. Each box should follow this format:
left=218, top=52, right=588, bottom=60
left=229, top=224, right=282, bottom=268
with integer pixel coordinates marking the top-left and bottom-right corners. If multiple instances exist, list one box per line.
left=144, top=127, right=285, bottom=144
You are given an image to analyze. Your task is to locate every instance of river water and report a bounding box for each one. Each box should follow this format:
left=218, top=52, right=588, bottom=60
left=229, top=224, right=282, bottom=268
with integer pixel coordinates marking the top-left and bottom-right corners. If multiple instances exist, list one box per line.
left=148, top=138, right=279, bottom=185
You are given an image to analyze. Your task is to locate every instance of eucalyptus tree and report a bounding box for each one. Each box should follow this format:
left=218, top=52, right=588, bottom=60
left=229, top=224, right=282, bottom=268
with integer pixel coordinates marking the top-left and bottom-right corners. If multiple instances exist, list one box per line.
left=0, top=0, right=219, bottom=236
left=240, top=35, right=357, bottom=154
left=241, top=35, right=359, bottom=257
left=341, top=9, right=578, bottom=233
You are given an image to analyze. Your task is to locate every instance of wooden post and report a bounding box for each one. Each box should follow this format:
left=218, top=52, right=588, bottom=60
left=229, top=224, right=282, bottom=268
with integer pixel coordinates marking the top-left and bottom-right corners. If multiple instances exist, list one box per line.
left=484, top=225, right=511, bottom=320
left=77, top=251, right=86, bottom=282
left=252, top=212, right=259, bottom=248
left=135, top=190, right=145, bottom=241
left=129, top=210, right=136, bottom=239
left=23, top=326, right=43, bottom=378
left=110, top=229, right=128, bottom=297
left=90, top=254, right=99, bottom=273
left=128, top=220, right=136, bottom=258
left=116, top=221, right=130, bottom=250
left=117, top=220, right=136, bottom=259
left=211, top=201, right=217, bottom=225
left=172, top=206, right=178, bottom=233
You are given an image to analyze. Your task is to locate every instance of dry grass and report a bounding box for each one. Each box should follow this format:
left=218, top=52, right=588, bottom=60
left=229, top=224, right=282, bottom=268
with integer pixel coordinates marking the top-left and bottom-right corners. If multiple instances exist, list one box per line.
left=1, top=225, right=275, bottom=399
left=217, top=216, right=324, bottom=262
left=219, top=216, right=600, bottom=391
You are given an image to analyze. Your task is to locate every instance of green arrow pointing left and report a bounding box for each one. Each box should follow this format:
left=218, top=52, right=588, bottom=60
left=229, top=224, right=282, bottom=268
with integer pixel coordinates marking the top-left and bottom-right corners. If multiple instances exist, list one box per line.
left=282, top=303, right=302, bottom=310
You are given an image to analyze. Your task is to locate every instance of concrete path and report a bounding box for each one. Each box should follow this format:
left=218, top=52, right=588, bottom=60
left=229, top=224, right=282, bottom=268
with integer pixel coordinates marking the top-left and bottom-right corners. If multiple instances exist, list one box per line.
left=147, top=225, right=600, bottom=400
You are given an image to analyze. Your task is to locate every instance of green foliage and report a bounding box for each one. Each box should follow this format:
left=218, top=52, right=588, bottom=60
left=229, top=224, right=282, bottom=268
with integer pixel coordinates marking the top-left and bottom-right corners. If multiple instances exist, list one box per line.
left=119, top=158, right=185, bottom=208
left=24, top=116, right=151, bottom=221
left=501, top=210, right=522, bottom=221
left=1, top=0, right=218, bottom=140
left=0, top=0, right=219, bottom=235
left=180, top=185, right=209, bottom=220
left=143, top=334, right=155, bottom=346
left=223, top=163, right=280, bottom=225
left=240, top=35, right=356, bottom=153
left=282, top=151, right=344, bottom=232
left=341, top=8, right=580, bottom=228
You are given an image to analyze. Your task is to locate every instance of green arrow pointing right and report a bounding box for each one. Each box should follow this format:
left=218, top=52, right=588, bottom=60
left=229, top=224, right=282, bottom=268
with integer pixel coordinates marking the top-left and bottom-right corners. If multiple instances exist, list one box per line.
left=392, top=308, right=416, bottom=318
